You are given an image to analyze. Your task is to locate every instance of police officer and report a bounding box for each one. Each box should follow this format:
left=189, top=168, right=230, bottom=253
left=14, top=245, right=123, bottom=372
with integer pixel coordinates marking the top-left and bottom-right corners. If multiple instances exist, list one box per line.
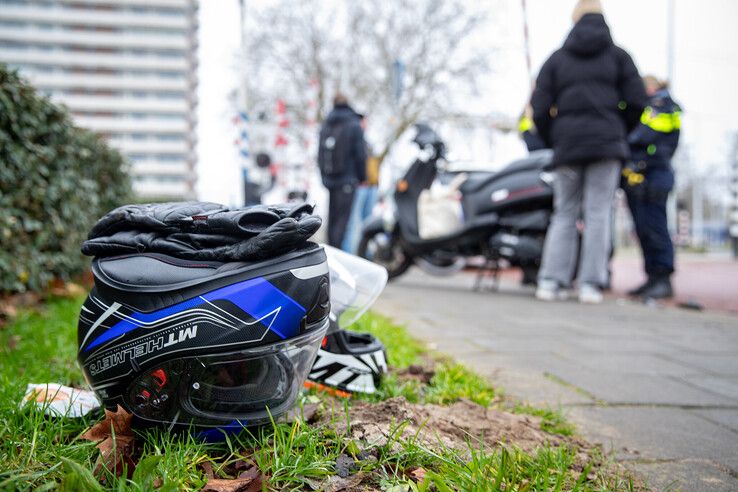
left=518, top=104, right=547, bottom=152
left=623, top=75, right=682, bottom=299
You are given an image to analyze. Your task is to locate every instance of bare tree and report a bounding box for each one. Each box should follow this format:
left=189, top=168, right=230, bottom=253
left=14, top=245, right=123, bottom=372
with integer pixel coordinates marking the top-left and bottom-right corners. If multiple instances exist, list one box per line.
left=243, top=0, right=494, bottom=163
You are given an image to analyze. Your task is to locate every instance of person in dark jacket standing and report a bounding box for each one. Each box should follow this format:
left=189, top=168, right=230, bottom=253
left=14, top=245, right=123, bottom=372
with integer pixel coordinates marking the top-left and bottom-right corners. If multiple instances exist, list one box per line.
left=318, top=93, right=367, bottom=248
left=623, top=76, right=681, bottom=299
left=531, top=0, right=647, bottom=304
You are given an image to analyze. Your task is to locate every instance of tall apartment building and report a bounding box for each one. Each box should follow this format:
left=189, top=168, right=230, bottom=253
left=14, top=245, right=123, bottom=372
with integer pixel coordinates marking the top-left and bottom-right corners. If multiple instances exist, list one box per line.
left=0, top=0, right=199, bottom=199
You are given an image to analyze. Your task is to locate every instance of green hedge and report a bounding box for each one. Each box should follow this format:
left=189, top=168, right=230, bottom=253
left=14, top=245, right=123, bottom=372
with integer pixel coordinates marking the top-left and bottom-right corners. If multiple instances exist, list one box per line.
left=0, top=64, right=131, bottom=293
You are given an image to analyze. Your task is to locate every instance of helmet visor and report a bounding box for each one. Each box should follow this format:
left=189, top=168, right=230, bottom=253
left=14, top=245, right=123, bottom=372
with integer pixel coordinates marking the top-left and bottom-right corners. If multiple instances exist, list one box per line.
left=124, top=324, right=326, bottom=428
left=324, top=245, right=388, bottom=328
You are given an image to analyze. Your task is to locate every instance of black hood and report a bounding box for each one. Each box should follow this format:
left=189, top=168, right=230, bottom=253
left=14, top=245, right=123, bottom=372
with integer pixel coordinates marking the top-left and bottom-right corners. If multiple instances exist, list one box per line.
left=325, top=104, right=359, bottom=125
left=563, top=14, right=613, bottom=57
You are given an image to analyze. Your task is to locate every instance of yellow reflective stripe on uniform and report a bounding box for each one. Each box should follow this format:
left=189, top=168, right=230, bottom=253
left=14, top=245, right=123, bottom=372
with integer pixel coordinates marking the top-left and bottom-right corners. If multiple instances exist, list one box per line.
left=640, top=107, right=681, bottom=133
left=518, top=115, right=533, bottom=134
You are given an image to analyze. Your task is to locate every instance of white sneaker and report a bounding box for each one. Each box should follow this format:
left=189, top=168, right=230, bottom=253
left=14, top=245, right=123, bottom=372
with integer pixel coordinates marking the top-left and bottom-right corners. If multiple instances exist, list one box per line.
left=536, top=279, right=568, bottom=301
left=579, top=284, right=603, bottom=304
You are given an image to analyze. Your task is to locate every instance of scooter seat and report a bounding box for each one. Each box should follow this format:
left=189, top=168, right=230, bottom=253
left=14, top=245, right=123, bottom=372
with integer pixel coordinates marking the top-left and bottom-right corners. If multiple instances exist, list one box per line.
left=459, top=172, right=494, bottom=194
left=459, top=150, right=553, bottom=195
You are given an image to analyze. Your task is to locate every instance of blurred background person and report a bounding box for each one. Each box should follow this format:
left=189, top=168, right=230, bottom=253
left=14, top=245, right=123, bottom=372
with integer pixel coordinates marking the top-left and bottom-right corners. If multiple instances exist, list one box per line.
left=623, top=75, right=682, bottom=300
left=342, top=114, right=381, bottom=253
left=518, top=103, right=547, bottom=152
left=531, top=0, right=647, bottom=304
left=318, top=93, right=367, bottom=248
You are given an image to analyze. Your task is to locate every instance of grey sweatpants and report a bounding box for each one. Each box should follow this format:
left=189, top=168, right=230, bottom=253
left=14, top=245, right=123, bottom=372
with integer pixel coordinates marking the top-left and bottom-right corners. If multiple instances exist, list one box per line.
left=538, top=159, right=620, bottom=287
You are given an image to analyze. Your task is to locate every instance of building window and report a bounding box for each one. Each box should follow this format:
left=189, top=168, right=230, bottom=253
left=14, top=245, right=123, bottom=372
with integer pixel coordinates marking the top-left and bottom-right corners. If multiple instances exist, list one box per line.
left=158, top=114, right=186, bottom=120
left=156, top=175, right=184, bottom=183
left=158, top=72, right=184, bottom=79
left=0, top=20, right=26, bottom=28
left=157, top=154, right=184, bottom=162
left=157, top=134, right=185, bottom=142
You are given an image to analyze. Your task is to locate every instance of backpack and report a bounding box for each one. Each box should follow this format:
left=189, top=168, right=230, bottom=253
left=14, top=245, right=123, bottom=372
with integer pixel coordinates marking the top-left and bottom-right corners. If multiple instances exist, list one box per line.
left=318, top=121, right=349, bottom=178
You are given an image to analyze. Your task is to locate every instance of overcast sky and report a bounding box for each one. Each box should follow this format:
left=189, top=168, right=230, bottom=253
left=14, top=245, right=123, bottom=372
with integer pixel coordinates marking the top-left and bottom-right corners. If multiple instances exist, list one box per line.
left=197, top=0, right=738, bottom=204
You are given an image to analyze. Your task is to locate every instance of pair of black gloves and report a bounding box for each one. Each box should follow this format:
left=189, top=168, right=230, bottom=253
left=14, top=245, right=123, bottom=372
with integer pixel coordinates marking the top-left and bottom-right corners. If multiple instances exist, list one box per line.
left=82, top=202, right=321, bottom=262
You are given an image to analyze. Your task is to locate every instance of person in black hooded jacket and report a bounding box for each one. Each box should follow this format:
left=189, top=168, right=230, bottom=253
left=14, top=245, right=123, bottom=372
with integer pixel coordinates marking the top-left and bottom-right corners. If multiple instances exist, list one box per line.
left=531, top=0, right=647, bottom=303
left=318, top=93, right=367, bottom=248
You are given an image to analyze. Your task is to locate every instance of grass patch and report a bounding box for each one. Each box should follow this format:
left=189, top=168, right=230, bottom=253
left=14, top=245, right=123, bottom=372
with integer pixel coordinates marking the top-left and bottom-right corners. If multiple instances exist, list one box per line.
left=353, top=312, right=495, bottom=406
left=0, top=295, right=635, bottom=490
left=352, top=311, right=425, bottom=369
left=512, top=404, right=577, bottom=437
left=425, top=362, right=496, bottom=406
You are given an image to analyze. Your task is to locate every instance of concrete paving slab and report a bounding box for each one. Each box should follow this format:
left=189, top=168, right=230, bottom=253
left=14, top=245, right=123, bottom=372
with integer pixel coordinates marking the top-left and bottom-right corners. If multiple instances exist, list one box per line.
left=566, top=406, right=738, bottom=468
left=568, top=336, right=684, bottom=354
left=630, top=460, right=738, bottom=492
left=654, top=327, right=738, bottom=354
left=452, top=352, right=595, bottom=406
left=560, top=353, right=703, bottom=377
left=663, top=354, right=738, bottom=377
left=678, top=376, right=738, bottom=401
left=691, top=409, right=738, bottom=433
left=472, top=336, right=583, bottom=354
left=547, top=366, right=738, bottom=406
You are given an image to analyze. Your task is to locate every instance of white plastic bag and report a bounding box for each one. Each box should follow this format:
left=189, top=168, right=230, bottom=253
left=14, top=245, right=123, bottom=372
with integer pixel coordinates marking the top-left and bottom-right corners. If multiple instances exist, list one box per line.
left=417, top=173, right=467, bottom=239
left=22, top=383, right=100, bottom=418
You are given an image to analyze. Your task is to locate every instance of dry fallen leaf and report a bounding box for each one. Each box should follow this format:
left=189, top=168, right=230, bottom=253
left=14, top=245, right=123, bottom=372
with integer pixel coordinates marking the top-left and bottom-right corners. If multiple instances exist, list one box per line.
left=323, top=472, right=366, bottom=492
left=95, top=434, right=136, bottom=478
left=199, top=460, right=215, bottom=479
left=202, top=475, right=262, bottom=492
left=81, top=405, right=134, bottom=442
left=408, top=466, right=427, bottom=482
left=80, top=405, right=136, bottom=479
left=50, top=281, right=86, bottom=298
left=231, top=458, right=253, bottom=473
left=238, top=465, right=262, bottom=482
left=0, top=300, right=18, bottom=319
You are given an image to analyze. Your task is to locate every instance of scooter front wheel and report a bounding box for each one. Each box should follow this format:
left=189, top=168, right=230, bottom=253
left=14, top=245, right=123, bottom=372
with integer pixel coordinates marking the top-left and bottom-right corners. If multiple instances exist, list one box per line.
left=357, top=231, right=412, bottom=280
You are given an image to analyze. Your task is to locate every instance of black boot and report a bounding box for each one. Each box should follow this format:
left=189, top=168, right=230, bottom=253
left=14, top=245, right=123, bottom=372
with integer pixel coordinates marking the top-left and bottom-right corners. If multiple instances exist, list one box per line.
left=640, top=276, right=673, bottom=300
left=627, top=278, right=653, bottom=297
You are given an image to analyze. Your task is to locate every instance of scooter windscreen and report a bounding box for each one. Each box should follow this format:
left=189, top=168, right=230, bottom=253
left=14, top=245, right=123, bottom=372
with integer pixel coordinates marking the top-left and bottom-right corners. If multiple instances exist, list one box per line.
left=125, top=327, right=325, bottom=428
left=324, top=245, right=388, bottom=329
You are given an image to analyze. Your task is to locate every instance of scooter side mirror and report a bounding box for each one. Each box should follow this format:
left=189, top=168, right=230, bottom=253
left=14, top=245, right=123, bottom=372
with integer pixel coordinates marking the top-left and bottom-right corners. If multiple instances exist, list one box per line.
left=418, top=145, right=436, bottom=163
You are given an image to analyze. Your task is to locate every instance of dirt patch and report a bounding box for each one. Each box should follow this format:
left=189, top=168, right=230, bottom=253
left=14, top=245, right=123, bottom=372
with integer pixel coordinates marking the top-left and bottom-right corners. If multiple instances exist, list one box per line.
left=394, top=363, right=435, bottom=385
left=321, top=397, right=563, bottom=454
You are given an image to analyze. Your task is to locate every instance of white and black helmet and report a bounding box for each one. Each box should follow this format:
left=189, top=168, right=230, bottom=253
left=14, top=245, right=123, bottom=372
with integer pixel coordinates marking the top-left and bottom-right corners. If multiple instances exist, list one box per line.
left=307, top=246, right=388, bottom=395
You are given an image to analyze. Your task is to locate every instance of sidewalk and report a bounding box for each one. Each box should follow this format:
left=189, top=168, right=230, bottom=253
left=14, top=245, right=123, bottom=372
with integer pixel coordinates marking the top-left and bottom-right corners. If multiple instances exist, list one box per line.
left=375, top=262, right=738, bottom=491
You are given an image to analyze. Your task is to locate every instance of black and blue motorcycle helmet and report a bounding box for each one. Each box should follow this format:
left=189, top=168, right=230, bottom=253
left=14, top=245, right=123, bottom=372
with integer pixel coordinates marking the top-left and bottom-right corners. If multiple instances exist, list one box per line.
left=77, top=243, right=330, bottom=434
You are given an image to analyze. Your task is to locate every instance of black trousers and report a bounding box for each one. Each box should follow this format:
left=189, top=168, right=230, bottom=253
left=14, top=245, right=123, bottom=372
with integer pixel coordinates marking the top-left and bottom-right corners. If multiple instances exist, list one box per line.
left=328, top=185, right=356, bottom=248
left=625, top=167, right=675, bottom=277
